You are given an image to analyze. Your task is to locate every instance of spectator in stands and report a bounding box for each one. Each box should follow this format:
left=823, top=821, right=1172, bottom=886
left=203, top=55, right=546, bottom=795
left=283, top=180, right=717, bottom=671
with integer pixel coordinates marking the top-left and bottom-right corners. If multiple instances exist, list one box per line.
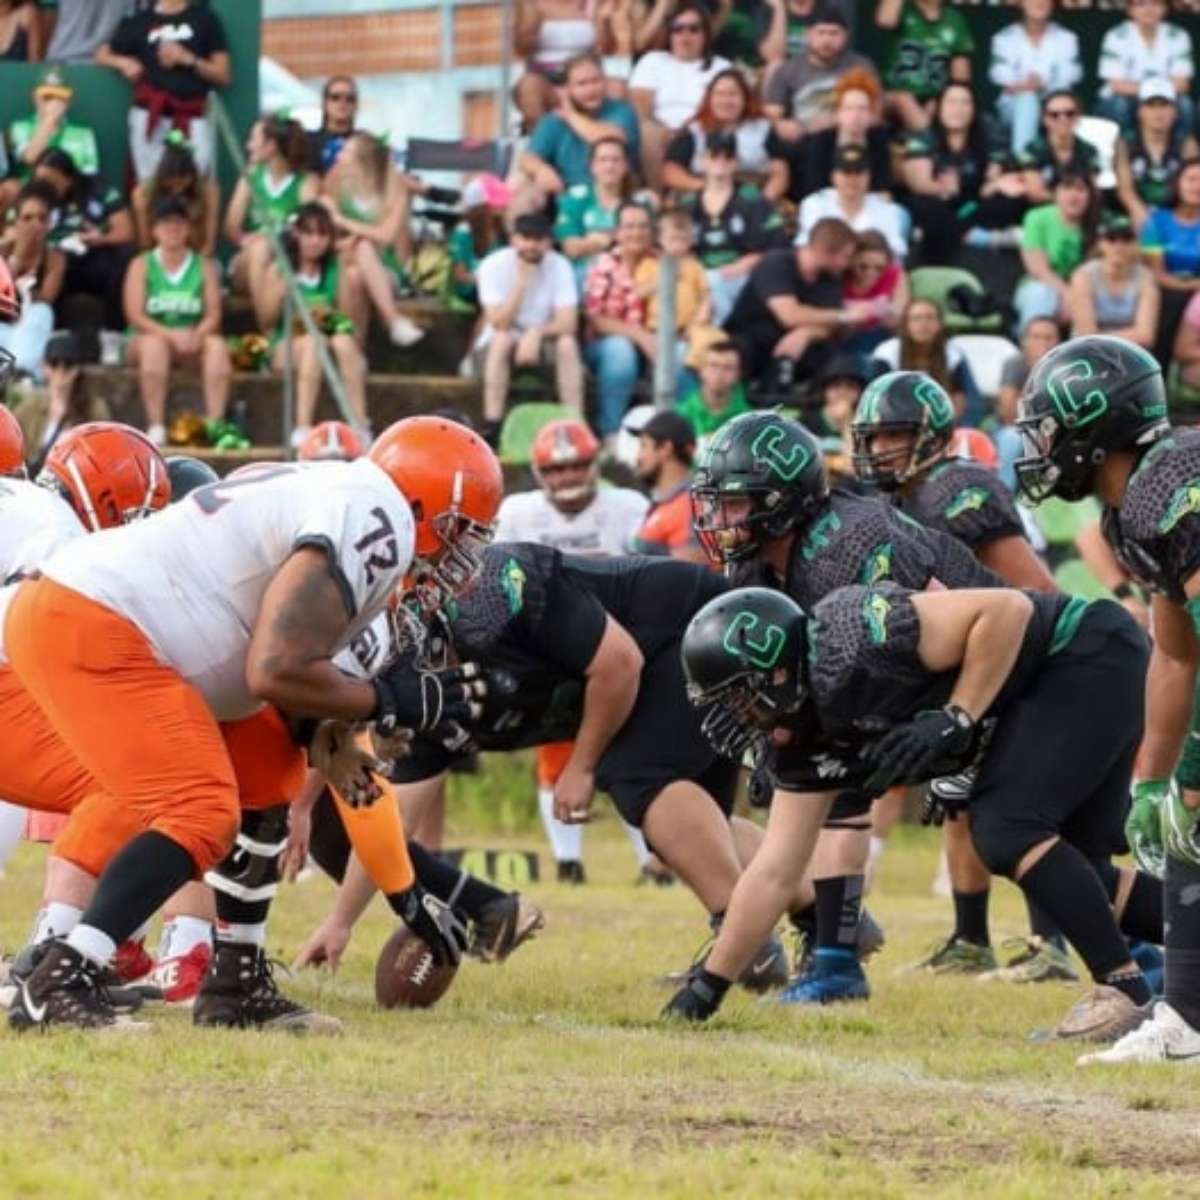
left=584, top=201, right=658, bottom=436
left=903, top=82, right=1029, bottom=262
left=1142, top=156, right=1200, bottom=364
left=6, top=329, right=109, bottom=472
left=724, top=215, right=862, bottom=389
left=664, top=68, right=787, bottom=200
left=680, top=131, right=788, bottom=324
left=33, top=146, right=134, bottom=331
left=0, top=182, right=63, bottom=378
left=1020, top=89, right=1099, bottom=204
left=1016, top=168, right=1095, bottom=330
left=225, top=113, right=317, bottom=329
left=758, top=0, right=854, bottom=69
left=323, top=131, right=424, bottom=349
left=256, top=202, right=368, bottom=447
left=132, top=131, right=219, bottom=256
left=797, top=144, right=907, bottom=259
left=803, top=353, right=865, bottom=440
left=476, top=210, right=583, bottom=433
left=514, top=0, right=619, bottom=86
left=123, top=196, right=231, bottom=444
left=763, top=6, right=876, bottom=139
left=842, top=228, right=906, bottom=355
left=447, top=174, right=510, bottom=313
left=97, top=0, right=231, bottom=182
left=873, top=298, right=977, bottom=416
left=989, top=0, right=1082, bottom=156
left=676, top=337, right=751, bottom=440
left=1176, top=291, right=1200, bottom=390
left=995, top=314, right=1059, bottom=487
left=1116, top=79, right=1200, bottom=231
left=631, top=410, right=707, bottom=561
left=47, top=0, right=132, bottom=65
left=790, top=67, right=892, bottom=199
left=0, top=0, right=40, bottom=61
left=1069, top=212, right=1160, bottom=348
left=629, top=0, right=733, bottom=58
left=629, top=4, right=731, bottom=188
left=1097, top=0, right=1194, bottom=135
left=875, top=0, right=973, bottom=132
left=635, top=207, right=711, bottom=369
left=556, top=137, right=638, bottom=288
left=308, top=77, right=359, bottom=178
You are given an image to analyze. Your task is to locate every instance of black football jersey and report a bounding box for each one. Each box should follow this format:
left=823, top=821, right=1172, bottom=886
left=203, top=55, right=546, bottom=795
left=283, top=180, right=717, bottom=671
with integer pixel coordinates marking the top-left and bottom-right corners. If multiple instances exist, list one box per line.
left=901, top=459, right=1025, bottom=553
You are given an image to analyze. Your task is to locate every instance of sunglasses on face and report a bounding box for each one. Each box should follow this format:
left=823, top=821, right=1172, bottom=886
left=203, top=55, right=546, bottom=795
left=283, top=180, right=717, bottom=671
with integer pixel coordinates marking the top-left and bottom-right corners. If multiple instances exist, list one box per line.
left=1045, top=109, right=1078, bottom=120
left=671, top=21, right=703, bottom=32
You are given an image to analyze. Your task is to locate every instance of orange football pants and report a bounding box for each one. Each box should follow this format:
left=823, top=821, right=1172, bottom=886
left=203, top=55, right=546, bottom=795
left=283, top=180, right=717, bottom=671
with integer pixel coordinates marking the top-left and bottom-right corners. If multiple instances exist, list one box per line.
left=5, top=577, right=239, bottom=875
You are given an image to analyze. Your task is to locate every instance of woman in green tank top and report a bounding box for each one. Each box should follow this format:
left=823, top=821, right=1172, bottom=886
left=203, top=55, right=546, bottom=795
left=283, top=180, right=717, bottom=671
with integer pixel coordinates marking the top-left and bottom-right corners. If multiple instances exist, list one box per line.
left=123, top=196, right=232, bottom=448
left=258, top=202, right=368, bottom=447
left=321, top=131, right=424, bottom=347
left=226, top=114, right=318, bottom=331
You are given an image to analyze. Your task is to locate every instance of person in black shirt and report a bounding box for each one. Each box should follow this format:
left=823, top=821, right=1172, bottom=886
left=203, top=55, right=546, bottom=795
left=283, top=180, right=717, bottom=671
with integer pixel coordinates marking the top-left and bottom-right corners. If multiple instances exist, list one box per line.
left=96, top=0, right=231, bottom=181
left=308, top=75, right=361, bottom=179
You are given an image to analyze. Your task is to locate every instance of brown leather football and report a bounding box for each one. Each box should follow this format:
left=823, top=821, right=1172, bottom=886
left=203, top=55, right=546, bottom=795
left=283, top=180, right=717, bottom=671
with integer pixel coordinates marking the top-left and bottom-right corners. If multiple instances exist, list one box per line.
left=374, top=925, right=458, bottom=1009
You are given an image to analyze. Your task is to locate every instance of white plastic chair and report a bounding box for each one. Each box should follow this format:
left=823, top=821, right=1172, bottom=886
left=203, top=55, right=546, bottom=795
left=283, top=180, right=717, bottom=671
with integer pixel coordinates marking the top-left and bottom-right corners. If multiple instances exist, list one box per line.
left=1076, top=115, right=1120, bottom=190
left=953, top=334, right=1020, bottom=402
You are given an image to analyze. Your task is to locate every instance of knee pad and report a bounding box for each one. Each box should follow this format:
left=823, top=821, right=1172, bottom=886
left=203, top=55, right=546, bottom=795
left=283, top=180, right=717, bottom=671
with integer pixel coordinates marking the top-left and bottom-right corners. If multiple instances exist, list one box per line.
left=203, top=804, right=289, bottom=903
left=969, top=808, right=1047, bottom=878
left=824, top=790, right=871, bottom=830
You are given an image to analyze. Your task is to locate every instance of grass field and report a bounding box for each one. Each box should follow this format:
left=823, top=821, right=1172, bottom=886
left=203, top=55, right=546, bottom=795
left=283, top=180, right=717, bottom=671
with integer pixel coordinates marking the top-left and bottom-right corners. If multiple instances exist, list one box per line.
left=1, top=809, right=1198, bottom=1200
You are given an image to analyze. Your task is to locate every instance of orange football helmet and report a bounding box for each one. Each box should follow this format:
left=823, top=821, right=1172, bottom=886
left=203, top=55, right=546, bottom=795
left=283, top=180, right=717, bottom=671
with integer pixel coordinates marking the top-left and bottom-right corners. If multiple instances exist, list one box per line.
left=0, top=256, right=19, bottom=389
left=38, top=422, right=171, bottom=531
left=531, top=417, right=600, bottom=512
left=297, top=420, right=365, bottom=462
left=0, top=404, right=27, bottom=478
left=369, top=415, right=503, bottom=600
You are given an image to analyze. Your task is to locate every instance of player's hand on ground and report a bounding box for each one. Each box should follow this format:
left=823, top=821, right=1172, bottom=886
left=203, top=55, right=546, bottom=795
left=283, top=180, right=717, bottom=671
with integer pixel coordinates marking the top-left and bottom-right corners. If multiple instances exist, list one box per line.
left=862, top=706, right=975, bottom=794
left=1162, top=783, right=1200, bottom=868
left=553, top=762, right=596, bottom=824
left=310, top=720, right=384, bottom=807
left=372, top=662, right=486, bottom=734
left=1127, top=778, right=1170, bottom=877
left=396, top=884, right=470, bottom=966
left=293, top=918, right=352, bottom=973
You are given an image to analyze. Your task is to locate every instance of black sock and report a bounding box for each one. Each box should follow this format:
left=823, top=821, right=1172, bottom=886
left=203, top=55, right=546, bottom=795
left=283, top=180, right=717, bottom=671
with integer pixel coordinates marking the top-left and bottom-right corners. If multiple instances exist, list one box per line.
left=788, top=902, right=816, bottom=942
left=1103, top=966, right=1153, bottom=1007
left=1024, top=896, right=1066, bottom=950
left=400, top=841, right=505, bottom=920
left=81, top=831, right=195, bottom=944
left=1118, top=870, right=1164, bottom=946
left=952, top=889, right=990, bottom=947
left=1017, top=840, right=1141, bottom=985
left=214, top=891, right=271, bottom=927
left=1166, top=857, right=1200, bottom=1030
left=814, top=875, right=863, bottom=952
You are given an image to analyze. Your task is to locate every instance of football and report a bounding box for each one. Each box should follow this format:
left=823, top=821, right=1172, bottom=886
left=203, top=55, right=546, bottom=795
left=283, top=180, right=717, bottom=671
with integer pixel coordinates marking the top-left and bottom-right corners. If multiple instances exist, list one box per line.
left=374, top=925, right=458, bottom=1009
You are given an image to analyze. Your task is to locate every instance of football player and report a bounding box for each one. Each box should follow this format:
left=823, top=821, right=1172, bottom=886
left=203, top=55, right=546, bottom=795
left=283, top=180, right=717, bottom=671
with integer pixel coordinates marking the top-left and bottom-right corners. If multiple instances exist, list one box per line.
left=4, top=416, right=499, bottom=1030
left=851, top=371, right=1074, bottom=984
left=666, top=582, right=1163, bottom=1042
left=1014, top=335, right=1200, bottom=1065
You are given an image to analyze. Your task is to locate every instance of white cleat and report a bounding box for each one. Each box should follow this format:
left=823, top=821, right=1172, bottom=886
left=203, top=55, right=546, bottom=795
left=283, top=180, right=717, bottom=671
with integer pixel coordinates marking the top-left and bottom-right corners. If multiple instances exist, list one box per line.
left=1078, top=1002, right=1200, bottom=1065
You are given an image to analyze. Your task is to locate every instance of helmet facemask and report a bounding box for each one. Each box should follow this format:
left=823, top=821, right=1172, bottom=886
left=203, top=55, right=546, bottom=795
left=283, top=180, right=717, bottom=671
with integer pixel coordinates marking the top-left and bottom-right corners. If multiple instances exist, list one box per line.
left=1014, top=410, right=1100, bottom=503
left=852, top=418, right=948, bottom=492
left=689, top=665, right=805, bottom=767
left=691, top=484, right=804, bottom=566
left=413, top=509, right=495, bottom=607
left=534, top=458, right=598, bottom=514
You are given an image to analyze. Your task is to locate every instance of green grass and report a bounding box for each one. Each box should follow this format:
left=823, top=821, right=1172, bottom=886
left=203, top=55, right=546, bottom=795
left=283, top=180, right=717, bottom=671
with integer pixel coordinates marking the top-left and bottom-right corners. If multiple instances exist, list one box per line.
left=1, top=812, right=1197, bottom=1198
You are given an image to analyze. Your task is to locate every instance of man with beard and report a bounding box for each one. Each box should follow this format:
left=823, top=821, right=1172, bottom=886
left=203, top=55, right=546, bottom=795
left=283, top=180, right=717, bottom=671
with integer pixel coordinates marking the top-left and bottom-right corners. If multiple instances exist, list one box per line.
left=631, top=411, right=708, bottom=563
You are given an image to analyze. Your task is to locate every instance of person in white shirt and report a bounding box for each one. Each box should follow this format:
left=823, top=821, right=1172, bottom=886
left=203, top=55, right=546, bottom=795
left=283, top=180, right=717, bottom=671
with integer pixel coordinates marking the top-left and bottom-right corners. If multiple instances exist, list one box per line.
left=475, top=211, right=585, bottom=437
left=1097, top=0, right=1194, bottom=134
left=796, top=143, right=908, bottom=260
left=989, top=0, right=1082, bottom=154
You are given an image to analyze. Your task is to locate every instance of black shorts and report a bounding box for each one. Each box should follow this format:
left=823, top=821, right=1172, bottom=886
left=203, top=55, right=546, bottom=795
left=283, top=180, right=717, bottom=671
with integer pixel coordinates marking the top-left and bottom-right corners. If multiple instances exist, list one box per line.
left=971, top=600, right=1148, bottom=862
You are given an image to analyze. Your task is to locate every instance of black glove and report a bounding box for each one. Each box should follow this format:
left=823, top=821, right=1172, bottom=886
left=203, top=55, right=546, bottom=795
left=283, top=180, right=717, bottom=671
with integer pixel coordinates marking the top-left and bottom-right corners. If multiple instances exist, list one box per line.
left=862, top=704, right=976, bottom=795
left=394, top=884, right=470, bottom=967
left=921, top=768, right=977, bottom=827
left=372, top=663, right=486, bottom=734
left=661, top=967, right=731, bottom=1022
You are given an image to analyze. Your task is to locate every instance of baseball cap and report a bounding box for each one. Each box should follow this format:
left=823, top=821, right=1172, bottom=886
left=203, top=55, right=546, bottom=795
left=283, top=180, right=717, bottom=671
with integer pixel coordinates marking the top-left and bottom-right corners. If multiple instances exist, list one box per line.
left=43, top=329, right=83, bottom=366
left=1098, top=212, right=1135, bottom=238
left=640, top=410, right=697, bottom=455
left=810, top=4, right=849, bottom=28
left=35, top=65, right=72, bottom=101
left=153, top=195, right=191, bottom=222
left=706, top=130, right=738, bottom=159
left=1138, top=77, right=1176, bottom=105
left=513, top=211, right=553, bottom=239
left=821, top=354, right=867, bottom=386
left=832, top=144, right=869, bottom=174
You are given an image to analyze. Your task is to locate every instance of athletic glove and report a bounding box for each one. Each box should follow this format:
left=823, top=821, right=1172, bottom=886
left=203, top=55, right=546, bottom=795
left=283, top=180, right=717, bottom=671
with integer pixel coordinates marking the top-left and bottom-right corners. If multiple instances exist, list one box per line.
left=1126, top=779, right=1170, bottom=878
left=862, top=704, right=976, bottom=795
left=309, top=720, right=383, bottom=808
left=921, top=768, right=977, bottom=827
left=1162, top=780, right=1200, bottom=869
left=661, top=967, right=731, bottom=1023
left=394, top=884, right=470, bottom=967
left=371, top=662, right=486, bottom=735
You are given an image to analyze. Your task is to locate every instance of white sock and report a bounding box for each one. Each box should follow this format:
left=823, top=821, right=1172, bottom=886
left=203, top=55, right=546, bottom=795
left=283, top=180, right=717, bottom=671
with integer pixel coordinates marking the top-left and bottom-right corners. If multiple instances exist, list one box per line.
left=538, top=787, right=583, bottom=862
left=158, top=915, right=213, bottom=960
left=66, top=924, right=116, bottom=967
left=0, top=801, right=25, bottom=871
left=31, top=901, right=83, bottom=945
left=622, top=821, right=650, bottom=867
left=216, top=920, right=266, bottom=948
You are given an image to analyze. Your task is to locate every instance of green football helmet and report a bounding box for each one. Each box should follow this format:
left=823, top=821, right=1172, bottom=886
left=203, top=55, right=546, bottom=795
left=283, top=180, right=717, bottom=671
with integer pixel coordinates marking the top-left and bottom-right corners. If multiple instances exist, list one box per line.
left=1015, top=335, right=1169, bottom=503
left=851, top=370, right=955, bottom=490
left=690, top=412, right=828, bottom=565
left=165, top=455, right=219, bottom=503
left=681, top=587, right=809, bottom=763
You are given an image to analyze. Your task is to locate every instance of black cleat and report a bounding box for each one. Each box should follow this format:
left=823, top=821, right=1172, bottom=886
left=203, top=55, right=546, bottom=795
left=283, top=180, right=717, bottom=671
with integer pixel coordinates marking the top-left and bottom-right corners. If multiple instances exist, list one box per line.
left=1, top=940, right=143, bottom=1014
left=8, top=940, right=148, bottom=1032
left=556, top=860, right=587, bottom=885
left=659, top=920, right=790, bottom=993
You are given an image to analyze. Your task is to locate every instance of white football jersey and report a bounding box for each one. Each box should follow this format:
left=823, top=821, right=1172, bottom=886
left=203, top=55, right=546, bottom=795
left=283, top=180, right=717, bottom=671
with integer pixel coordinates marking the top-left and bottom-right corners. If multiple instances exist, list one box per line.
left=333, top=611, right=393, bottom=681
left=494, top=487, right=648, bottom=557
left=41, top=460, right=416, bottom=721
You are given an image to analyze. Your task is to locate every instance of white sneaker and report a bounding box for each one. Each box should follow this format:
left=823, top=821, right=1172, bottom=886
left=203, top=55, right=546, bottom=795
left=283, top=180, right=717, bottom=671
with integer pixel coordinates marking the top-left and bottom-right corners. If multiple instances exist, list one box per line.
left=1078, top=1002, right=1200, bottom=1065
left=290, top=425, right=311, bottom=450
left=146, top=422, right=167, bottom=447
left=389, top=316, right=425, bottom=347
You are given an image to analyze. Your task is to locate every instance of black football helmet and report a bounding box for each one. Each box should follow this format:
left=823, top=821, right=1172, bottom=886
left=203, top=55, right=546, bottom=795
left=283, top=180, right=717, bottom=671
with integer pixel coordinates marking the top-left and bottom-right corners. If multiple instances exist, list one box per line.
left=691, top=412, right=828, bottom=566
left=681, top=587, right=809, bottom=763
left=165, top=454, right=219, bottom=502
left=851, top=370, right=956, bottom=490
left=1015, top=335, right=1169, bottom=503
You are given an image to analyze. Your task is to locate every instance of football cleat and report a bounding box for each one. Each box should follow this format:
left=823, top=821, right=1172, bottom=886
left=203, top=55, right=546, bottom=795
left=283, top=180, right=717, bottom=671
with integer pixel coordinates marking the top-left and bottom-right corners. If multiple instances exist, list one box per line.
left=790, top=908, right=885, bottom=983
left=112, top=937, right=156, bottom=984
left=469, top=894, right=545, bottom=963
left=556, top=860, right=587, bottom=885
left=776, top=948, right=870, bottom=1006
left=977, top=936, right=1079, bottom=985
left=899, top=935, right=998, bottom=976
left=193, top=942, right=342, bottom=1034
left=1047, top=985, right=1151, bottom=1044
left=636, top=862, right=677, bottom=887
left=138, top=942, right=214, bottom=1005
left=1, top=940, right=143, bottom=1014
left=8, top=940, right=149, bottom=1032
left=659, top=927, right=790, bottom=993
left=1077, top=1002, right=1200, bottom=1065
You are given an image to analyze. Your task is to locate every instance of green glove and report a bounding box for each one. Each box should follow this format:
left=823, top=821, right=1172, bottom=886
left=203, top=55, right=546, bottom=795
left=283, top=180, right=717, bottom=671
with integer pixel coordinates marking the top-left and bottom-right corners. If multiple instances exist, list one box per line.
left=1163, top=781, right=1200, bottom=867
left=1127, top=779, right=1170, bottom=877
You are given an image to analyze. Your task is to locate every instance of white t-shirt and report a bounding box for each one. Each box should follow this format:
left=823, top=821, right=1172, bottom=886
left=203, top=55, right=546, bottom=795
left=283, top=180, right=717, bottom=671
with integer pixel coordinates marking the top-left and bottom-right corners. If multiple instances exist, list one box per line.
left=628, top=51, right=732, bottom=129
left=494, top=486, right=649, bottom=557
left=796, top=189, right=908, bottom=260
left=475, top=247, right=578, bottom=348
left=988, top=22, right=1082, bottom=93
left=1098, top=20, right=1194, bottom=97
left=40, top=461, right=416, bottom=721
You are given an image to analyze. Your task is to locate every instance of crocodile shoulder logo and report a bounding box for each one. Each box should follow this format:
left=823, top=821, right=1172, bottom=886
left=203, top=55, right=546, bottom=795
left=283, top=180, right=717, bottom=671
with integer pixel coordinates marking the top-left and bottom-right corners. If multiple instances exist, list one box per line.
left=1159, top=480, right=1200, bottom=535
left=860, top=542, right=893, bottom=584
left=500, top=557, right=527, bottom=615
left=945, top=487, right=990, bottom=520
left=863, top=591, right=891, bottom=645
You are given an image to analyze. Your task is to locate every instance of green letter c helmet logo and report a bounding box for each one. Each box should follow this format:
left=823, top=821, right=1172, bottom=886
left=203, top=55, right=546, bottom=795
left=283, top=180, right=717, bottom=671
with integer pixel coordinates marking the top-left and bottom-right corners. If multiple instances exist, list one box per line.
left=751, top=424, right=812, bottom=482
left=723, top=611, right=787, bottom=670
left=1046, top=359, right=1108, bottom=429
left=914, top=377, right=954, bottom=431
